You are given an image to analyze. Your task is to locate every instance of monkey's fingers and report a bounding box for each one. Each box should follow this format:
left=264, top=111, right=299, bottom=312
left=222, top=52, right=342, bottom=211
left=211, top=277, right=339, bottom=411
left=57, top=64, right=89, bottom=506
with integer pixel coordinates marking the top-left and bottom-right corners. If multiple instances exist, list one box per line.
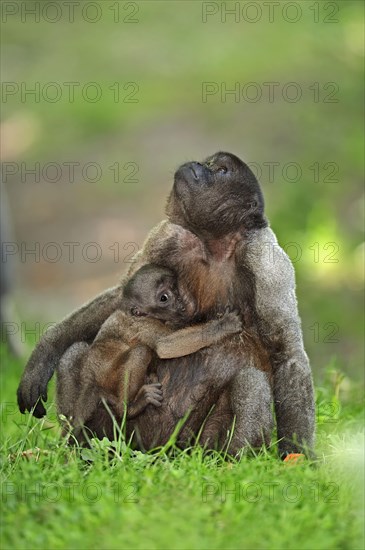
left=219, top=313, right=243, bottom=335
left=146, top=396, right=163, bottom=407
left=31, top=401, right=47, bottom=418
left=18, top=387, right=46, bottom=417
left=147, top=388, right=163, bottom=399
left=145, top=387, right=163, bottom=403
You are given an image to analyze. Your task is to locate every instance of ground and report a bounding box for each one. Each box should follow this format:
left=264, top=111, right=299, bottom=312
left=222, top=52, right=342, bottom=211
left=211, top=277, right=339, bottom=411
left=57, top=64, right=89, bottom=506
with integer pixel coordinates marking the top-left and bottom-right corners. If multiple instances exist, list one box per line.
left=1, top=347, right=363, bottom=550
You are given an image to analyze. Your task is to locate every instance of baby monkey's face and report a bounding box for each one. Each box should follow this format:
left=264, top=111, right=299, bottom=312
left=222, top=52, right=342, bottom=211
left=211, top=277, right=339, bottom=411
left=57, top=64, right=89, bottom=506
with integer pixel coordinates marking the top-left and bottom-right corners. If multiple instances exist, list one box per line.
left=122, top=265, right=188, bottom=324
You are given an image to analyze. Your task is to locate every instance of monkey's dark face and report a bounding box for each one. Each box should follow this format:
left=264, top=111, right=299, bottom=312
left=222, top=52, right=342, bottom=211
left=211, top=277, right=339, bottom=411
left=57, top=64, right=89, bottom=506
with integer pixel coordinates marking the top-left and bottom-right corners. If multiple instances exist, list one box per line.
left=122, top=265, right=187, bottom=323
left=166, top=152, right=267, bottom=237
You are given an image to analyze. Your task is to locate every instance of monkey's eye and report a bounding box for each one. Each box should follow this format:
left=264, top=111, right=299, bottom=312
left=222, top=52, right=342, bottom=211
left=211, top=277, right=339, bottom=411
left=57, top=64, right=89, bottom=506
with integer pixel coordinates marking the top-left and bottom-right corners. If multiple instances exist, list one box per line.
left=160, top=293, right=169, bottom=303
left=217, top=166, right=227, bottom=174
left=131, top=307, right=141, bottom=316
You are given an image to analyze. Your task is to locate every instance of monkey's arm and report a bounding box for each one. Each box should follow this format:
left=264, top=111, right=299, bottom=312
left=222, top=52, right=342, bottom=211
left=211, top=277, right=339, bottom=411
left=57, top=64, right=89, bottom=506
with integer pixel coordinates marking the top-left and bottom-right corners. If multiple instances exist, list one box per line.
left=155, top=312, right=242, bottom=359
left=17, top=284, right=124, bottom=417
left=109, top=344, right=163, bottom=419
left=74, top=341, right=158, bottom=425
left=80, top=312, right=162, bottom=419
left=245, top=227, right=315, bottom=457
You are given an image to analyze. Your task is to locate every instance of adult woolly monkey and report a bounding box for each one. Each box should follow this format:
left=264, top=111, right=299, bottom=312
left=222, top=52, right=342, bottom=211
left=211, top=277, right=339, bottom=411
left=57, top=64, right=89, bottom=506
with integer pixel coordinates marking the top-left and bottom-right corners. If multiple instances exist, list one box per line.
left=17, top=152, right=315, bottom=458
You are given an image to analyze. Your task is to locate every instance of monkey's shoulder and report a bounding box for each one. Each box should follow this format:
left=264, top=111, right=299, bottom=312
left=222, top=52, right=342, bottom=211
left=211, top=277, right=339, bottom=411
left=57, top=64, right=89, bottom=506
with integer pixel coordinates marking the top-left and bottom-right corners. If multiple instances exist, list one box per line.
left=244, top=227, right=294, bottom=278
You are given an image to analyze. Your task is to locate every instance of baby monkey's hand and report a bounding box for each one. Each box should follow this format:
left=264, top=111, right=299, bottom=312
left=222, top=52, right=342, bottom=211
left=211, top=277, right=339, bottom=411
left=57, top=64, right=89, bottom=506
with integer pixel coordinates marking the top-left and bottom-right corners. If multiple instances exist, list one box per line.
left=127, top=383, right=163, bottom=419
left=135, top=383, right=163, bottom=408
left=215, top=309, right=243, bottom=337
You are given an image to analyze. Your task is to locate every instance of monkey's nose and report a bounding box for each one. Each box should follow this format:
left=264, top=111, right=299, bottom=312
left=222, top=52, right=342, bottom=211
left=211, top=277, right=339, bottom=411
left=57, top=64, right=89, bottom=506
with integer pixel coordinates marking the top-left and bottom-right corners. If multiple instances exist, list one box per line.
left=190, top=162, right=203, bottom=181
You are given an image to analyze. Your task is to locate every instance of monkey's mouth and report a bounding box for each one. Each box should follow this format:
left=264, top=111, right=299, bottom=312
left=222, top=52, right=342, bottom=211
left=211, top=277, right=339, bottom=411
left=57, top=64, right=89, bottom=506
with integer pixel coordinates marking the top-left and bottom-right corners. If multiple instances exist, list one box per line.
left=131, top=307, right=147, bottom=317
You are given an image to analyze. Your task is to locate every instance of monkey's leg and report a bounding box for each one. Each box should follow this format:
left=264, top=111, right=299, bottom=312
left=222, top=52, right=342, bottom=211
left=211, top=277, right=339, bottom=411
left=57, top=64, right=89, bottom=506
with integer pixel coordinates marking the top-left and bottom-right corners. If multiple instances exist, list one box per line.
left=59, top=340, right=124, bottom=442
left=72, top=337, right=155, bottom=428
left=172, top=335, right=273, bottom=452
left=73, top=343, right=131, bottom=429
left=155, top=339, right=273, bottom=453
left=155, top=312, right=242, bottom=359
left=199, top=391, right=232, bottom=451
left=129, top=345, right=244, bottom=451
left=73, top=378, right=103, bottom=431
left=272, top=350, right=315, bottom=458
left=56, top=342, right=90, bottom=420
left=107, top=345, right=163, bottom=420
left=229, top=365, right=274, bottom=455
left=17, top=284, right=124, bottom=417
left=245, top=228, right=315, bottom=456
left=118, top=345, right=153, bottom=401
left=167, top=344, right=246, bottom=441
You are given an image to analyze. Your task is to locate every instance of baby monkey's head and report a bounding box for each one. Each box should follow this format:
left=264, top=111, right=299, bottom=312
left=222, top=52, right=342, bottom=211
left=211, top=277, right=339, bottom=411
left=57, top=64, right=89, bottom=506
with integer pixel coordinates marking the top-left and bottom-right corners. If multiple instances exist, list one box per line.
left=122, top=264, right=187, bottom=324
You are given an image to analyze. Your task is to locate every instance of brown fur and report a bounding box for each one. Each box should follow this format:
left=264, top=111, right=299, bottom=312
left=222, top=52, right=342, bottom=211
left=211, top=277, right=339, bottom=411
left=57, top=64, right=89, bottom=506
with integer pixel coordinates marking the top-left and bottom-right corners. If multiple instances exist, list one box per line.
left=18, top=152, right=315, bottom=458
left=56, top=265, right=242, bottom=444
left=126, top=227, right=271, bottom=452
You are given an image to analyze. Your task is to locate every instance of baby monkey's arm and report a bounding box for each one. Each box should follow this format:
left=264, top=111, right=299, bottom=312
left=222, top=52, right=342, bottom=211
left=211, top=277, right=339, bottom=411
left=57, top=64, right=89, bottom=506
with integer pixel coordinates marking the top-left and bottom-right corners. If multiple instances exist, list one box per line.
left=155, top=311, right=242, bottom=359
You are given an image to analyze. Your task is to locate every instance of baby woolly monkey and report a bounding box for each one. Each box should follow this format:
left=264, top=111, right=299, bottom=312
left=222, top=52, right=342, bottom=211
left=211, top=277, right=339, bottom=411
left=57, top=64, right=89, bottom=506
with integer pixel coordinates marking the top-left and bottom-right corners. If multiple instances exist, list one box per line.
left=57, top=264, right=242, bottom=441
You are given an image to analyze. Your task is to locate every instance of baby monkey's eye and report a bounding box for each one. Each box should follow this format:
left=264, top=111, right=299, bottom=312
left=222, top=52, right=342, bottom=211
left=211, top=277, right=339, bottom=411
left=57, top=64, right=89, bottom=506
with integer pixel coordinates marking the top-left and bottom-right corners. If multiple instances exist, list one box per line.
left=160, top=293, right=169, bottom=303
left=218, top=166, right=227, bottom=174
left=131, top=307, right=141, bottom=316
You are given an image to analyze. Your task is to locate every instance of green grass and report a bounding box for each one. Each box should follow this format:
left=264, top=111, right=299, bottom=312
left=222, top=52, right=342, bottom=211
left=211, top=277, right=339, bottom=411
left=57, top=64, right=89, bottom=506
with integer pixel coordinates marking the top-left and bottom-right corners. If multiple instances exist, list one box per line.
left=1, top=347, right=364, bottom=550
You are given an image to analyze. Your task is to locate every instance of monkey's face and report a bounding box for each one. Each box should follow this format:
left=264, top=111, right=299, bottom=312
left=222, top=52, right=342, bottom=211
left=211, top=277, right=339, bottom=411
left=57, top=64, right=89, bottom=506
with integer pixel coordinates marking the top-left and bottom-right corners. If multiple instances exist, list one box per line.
left=134, top=278, right=187, bottom=322
left=122, top=265, right=187, bottom=323
left=166, top=152, right=266, bottom=237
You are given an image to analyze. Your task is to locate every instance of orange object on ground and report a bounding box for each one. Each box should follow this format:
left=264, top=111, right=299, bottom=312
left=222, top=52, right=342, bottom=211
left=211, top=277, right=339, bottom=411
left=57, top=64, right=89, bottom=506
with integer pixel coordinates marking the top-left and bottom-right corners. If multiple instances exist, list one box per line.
left=283, top=453, right=305, bottom=463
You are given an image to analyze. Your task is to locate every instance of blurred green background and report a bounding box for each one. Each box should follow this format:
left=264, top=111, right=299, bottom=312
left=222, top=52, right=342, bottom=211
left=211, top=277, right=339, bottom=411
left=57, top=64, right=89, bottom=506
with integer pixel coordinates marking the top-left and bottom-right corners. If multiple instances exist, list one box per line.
left=1, top=0, right=364, bottom=382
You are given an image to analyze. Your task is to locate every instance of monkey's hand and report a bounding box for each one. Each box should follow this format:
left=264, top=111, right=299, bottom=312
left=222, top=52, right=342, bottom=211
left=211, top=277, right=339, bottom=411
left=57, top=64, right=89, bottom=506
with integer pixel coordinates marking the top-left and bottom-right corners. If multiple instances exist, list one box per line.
left=127, top=383, right=163, bottom=419
left=17, top=338, right=56, bottom=417
left=17, top=285, right=124, bottom=416
left=214, top=310, right=243, bottom=337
